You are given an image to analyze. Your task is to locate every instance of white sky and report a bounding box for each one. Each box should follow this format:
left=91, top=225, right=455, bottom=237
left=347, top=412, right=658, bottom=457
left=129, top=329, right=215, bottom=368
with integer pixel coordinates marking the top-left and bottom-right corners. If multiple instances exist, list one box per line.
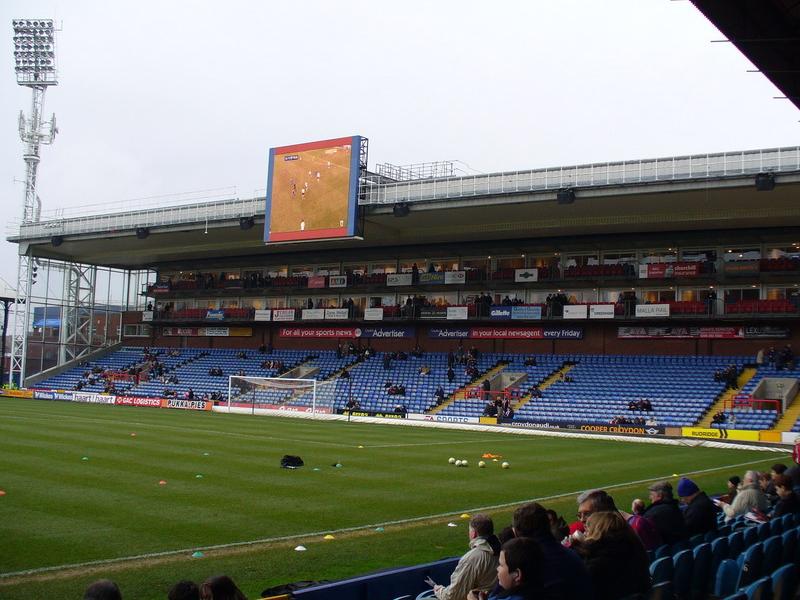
left=0, top=0, right=798, bottom=291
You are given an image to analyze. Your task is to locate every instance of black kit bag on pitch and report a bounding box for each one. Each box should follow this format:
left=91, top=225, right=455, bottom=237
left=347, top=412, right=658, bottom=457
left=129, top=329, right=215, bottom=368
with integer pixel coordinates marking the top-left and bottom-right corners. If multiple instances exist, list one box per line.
left=280, top=455, right=304, bottom=469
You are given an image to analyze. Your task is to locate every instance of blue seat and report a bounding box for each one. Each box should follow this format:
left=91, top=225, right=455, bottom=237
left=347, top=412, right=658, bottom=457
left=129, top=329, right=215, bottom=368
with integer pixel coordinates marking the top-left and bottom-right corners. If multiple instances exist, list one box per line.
left=648, top=581, right=674, bottom=600
left=770, top=518, right=784, bottom=537
left=729, top=530, right=745, bottom=558
left=654, top=544, right=671, bottom=561
left=743, top=576, right=771, bottom=600
left=781, top=528, right=797, bottom=567
left=692, top=542, right=713, bottom=599
left=743, top=526, right=759, bottom=549
left=650, top=556, right=674, bottom=586
left=757, top=522, right=771, bottom=542
left=712, top=536, right=731, bottom=582
left=762, top=535, right=783, bottom=576
left=770, top=563, right=798, bottom=600
left=672, top=549, right=693, bottom=599
left=716, top=559, right=742, bottom=598
left=737, top=542, right=764, bottom=589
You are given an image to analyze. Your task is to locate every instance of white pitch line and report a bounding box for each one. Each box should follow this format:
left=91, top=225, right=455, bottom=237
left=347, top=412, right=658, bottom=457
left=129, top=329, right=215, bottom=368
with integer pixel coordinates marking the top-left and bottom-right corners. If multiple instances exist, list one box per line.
left=0, top=455, right=784, bottom=580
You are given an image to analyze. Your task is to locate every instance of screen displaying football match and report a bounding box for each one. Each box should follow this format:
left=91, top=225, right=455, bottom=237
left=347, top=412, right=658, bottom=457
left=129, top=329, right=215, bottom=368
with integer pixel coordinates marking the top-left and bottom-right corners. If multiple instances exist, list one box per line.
left=264, top=136, right=361, bottom=243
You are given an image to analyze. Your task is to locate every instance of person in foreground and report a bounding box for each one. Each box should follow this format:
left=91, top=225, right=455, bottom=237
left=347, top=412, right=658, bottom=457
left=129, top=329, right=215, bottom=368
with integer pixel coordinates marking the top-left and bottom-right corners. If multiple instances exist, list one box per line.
left=467, top=537, right=545, bottom=600
left=83, top=579, right=122, bottom=600
left=199, top=575, right=247, bottom=600
left=429, top=513, right=500, bottom=600
left=573, top=511, right=650, bottom=600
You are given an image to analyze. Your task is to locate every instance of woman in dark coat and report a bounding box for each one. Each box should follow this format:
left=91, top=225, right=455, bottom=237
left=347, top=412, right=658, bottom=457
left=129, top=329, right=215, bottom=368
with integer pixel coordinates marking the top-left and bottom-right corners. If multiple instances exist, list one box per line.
left=575, top=511, right=650, bottom=600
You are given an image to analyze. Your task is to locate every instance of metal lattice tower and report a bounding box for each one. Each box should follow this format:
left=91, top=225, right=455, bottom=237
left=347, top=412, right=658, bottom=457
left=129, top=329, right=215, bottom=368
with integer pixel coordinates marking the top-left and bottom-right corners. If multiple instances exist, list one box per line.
left=58, top=263, right=96, bottom=365
left=10, top=18, right=58, bottom=385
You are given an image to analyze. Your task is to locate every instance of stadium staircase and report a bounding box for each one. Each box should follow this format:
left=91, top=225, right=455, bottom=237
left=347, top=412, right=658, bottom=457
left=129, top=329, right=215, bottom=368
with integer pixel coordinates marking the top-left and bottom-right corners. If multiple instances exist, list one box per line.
left=696, top=367, right=757, bottom=428
left=513, top=362, right=572, bottom=411
left=427, top=362, right=508, bottom=415
left=770, top=391, right=800, bottom=432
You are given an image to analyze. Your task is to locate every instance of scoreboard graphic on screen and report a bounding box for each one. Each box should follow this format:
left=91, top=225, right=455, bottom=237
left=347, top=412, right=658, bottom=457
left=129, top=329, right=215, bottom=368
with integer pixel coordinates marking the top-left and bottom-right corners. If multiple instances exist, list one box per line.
left=264, top=136, right=363, bottom=243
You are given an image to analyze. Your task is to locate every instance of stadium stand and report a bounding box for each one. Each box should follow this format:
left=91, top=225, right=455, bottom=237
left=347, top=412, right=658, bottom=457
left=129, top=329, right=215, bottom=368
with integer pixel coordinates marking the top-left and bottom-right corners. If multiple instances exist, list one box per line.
left=36, top=347, right=798, bottom=432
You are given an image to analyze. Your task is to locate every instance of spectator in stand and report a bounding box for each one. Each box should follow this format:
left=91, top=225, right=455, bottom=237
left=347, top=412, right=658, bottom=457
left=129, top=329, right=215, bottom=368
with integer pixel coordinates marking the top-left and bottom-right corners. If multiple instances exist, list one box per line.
left=429, top=513, right=500, bottom=600
left=641, top=481, right=687, bottom=544
left=575, top=511, right=650, bottom=600
left=768, top=463, right=788, bottom=502
left=759, top=471, right=777, bottom=509
left=448, top=366, right=456, bottom=383
left=199, top=575, right=247, bottom=600
left=83, top=580, right=122, bottom=600
left=771, top=474, right=800, bottom=518
left=169, top=581, right=200, bottom=600
left=719, top=475, right=741, bottom=504
left=510, top=502, right=592, bottom=599
left=719, top=470, right=769, bottom=522
left=434, top=386, right=445, bottom=405
left=626, top=499, right=661, bottom=551
left=467, top=537, right=546, bottom=600
left=677, top=477, right=717, bottom=536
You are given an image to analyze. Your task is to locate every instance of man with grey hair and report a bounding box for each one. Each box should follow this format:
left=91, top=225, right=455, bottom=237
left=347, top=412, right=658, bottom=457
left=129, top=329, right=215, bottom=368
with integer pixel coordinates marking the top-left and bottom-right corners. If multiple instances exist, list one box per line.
left=642, top=480, right=687, bottom=544
left=720, top=470, right=769, bottom=522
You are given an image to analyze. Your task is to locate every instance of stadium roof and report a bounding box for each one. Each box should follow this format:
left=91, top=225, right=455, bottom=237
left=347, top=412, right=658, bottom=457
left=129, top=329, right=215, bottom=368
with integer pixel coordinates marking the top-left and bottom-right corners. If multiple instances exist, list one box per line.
left=7, top=146, right=800, bottom=270
left=691, top=0, right=800, bottom=111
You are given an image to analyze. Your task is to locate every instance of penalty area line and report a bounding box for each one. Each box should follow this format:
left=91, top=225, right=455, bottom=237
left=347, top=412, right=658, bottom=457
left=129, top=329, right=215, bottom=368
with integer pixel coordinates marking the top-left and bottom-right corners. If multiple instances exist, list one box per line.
left=0, top=454, right=784, bottom=581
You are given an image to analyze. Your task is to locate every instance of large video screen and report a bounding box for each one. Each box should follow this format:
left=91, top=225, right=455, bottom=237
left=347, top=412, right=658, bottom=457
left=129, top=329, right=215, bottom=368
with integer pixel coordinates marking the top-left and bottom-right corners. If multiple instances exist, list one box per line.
left=264, top=136, right=361, bottom=243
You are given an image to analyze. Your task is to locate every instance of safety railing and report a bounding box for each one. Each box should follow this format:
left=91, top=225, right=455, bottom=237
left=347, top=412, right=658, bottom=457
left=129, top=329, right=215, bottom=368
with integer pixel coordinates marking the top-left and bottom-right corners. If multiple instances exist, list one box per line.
left=8, top=146, right=800, bottom=240
left=362, top=146, right=800, bottom=204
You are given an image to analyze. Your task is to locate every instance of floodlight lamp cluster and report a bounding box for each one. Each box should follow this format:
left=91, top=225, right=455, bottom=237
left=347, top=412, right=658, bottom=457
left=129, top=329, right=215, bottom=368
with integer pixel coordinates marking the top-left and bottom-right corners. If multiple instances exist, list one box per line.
left=12, top=19, right=56, bottom=80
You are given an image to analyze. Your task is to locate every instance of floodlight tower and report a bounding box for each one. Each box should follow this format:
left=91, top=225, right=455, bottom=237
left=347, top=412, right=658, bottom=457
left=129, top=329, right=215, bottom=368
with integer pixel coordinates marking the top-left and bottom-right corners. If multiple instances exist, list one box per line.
left=9, top=18, right=58, bottom=386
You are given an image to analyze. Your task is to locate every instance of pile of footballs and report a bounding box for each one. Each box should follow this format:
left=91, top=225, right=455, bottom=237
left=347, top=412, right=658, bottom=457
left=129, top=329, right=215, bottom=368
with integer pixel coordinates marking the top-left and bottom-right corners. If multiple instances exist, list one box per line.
left=448, top=456, right=509, bottom=469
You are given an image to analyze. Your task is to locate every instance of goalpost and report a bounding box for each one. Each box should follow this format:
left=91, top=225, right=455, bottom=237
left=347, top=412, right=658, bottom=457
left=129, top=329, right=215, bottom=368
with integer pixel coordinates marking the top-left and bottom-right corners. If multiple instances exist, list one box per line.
left=227, top=376, right=338, bottom=416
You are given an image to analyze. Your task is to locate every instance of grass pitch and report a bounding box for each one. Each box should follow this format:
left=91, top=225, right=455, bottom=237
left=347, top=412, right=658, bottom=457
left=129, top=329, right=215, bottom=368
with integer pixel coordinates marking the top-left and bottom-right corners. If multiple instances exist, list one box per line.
left=0, top=397, right=786, bottom=599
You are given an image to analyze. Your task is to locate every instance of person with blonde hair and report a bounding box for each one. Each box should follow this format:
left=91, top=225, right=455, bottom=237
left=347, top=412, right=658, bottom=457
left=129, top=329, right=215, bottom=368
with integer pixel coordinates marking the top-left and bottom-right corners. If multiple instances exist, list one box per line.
left=575, top=511, right=649, bottom=600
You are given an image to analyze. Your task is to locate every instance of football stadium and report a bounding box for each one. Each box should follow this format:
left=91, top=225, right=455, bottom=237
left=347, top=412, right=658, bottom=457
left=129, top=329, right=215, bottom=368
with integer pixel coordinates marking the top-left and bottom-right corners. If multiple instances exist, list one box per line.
left=2, top=2, right=800, bottom=600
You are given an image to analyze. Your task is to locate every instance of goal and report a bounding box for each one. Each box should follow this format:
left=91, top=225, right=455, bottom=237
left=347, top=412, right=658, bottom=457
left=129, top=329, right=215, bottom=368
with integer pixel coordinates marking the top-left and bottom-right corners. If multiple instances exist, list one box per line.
left=227, top=376, right=337, bottom=415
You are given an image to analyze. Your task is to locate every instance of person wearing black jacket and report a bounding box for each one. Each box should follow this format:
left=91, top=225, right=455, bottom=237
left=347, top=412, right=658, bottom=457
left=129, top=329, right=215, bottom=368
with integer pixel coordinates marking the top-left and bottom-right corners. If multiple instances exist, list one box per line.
left=772, top=474, right=800, bottom=518
left=677, top=477, right=717, bottom=536
left=643, top=481, right=688, bottom=545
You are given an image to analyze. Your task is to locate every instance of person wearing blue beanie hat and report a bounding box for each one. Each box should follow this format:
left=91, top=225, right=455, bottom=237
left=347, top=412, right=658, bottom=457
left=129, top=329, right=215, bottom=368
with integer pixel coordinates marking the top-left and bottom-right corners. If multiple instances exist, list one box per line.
left=677, top=477, right=717, bottom=536
left=677, top=477, right=699, bottom=498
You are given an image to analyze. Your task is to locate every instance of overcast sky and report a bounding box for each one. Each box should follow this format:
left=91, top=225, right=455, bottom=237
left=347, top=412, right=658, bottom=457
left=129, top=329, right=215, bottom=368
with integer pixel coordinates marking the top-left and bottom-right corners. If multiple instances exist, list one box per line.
left=1, top=0, right=798, bottom=291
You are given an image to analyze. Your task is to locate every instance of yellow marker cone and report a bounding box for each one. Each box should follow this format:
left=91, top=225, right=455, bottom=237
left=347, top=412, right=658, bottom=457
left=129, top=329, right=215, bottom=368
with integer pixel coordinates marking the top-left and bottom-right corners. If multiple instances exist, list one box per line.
left=323, top=534, right=335, bottom=540
left=460, top=513, right=470, bottom=519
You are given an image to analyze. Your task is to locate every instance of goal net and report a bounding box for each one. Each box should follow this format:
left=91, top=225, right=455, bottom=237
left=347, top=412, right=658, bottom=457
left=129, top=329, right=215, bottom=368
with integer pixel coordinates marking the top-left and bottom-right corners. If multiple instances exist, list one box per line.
left=227, top=376, right=337, bottom=415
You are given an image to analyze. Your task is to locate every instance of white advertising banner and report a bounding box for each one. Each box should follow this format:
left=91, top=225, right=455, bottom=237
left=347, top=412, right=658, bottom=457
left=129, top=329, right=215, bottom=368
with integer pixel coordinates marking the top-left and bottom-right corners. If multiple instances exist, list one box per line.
left=302, top=309, right=325, bottom=320
left=328, top=275, right=347, bottom=288
left=514, top=268, right=538, bottom=283
left=635, top=304, right=670, bottom=318
left=407, top=413, right=480, bottom=424
left=142, top=311, right=153, bottom=322
left=72, top=392, right=116, bottom=405
left=254, top=309, right=272, bottom=322
left=386, top=273, right=413, bottom=286
left=325, top=308, right=349, bottom=320
left=444, top=271, right=466, bottom=285
left=563, top=305, right=588, bottom=319
left=364, top=308, right=384, bottom=321
left=589, top=304, right=615, bottom=319
left=205, top=327, right=230, bottom=337
left=272, top=309, right=296, bottom=322
left=447, top=306, right=469, bottom=320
